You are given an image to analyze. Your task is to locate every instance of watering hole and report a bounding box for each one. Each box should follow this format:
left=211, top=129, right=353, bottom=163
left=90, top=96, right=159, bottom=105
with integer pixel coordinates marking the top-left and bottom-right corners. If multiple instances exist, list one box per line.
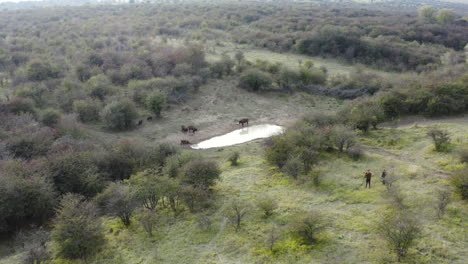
left=191, top=124, right=284, bottom=149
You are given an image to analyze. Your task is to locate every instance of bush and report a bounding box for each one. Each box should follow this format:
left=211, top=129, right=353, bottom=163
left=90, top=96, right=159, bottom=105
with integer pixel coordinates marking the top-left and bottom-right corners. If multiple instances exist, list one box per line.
left=238, top=69, right=273, bottom=92
left=96, top=182, right=139, bottom=226
left=86, top=74, right=114, bottom=101
left=51, top=194, right=104, bottom=260
left=145, top=91, right=166, bottom=117
left=378, top=210, right=421, bottom=262
left=347, top=147, right=364, bottom=160
left=451, top=168, right=468, bottom=200
left=256, top=196, right=278, bottom=218
left=40, top=108, right=61, bottom=127
left=101, top=99, right=138, bottom=130
left=26, top=61, right=60, bottom=81
left=3, top=97, right=35, bottom=115
left=224, top=199, right=249, bottom=232
left=427, top=129, right=451, bottom=152
left=290, top=211, right=326, bottom=245
left=47, top=151, right=105, bottom=196
left=458, top=148, right=468, bottom=163
left=0, top=161, right=56, bottom=234
left=15, top=228, right=51, bottom=264
left=181, top=160, right=221, bottom=189
left=282, top=155, right=303, bottom=179
left=228, top=151, right=240, bottom=166
left=73, top=99, right=101, bottom=123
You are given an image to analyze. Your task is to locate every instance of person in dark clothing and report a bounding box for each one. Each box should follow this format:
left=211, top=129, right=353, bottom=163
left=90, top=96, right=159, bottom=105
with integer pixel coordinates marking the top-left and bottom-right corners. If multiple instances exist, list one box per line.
left=381, top=169, right=387, bottom=185
left=364, top=169, right=372, bottom=188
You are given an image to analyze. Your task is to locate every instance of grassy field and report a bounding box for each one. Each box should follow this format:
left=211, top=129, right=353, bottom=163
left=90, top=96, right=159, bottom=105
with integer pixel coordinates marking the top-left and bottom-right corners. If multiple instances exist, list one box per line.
left=2, top=116, right=465, bottom=264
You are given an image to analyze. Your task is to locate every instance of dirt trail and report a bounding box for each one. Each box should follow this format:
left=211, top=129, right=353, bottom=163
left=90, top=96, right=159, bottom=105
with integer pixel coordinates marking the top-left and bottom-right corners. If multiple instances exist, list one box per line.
left=382, top=115, right=468, bottom=128
left=363, top=115, right=468, bottom=179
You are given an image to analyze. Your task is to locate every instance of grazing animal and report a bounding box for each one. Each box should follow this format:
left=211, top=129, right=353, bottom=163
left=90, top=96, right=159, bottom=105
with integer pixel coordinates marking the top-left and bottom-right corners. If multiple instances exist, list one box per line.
left=180, top=139, right=191, bottom=145
left=138, top=120, right=143, bottom=126
left=181, top=125, right=189, bottom=133
left=188, top=125, right=198, bottom=134
left=147, top=116, right=153, bottom=121
left=238, top=118, right=249, bottom=127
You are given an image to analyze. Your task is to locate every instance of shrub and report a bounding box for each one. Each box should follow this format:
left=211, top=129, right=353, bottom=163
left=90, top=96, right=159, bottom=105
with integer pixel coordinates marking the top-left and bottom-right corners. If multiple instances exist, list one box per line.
left=15, top=228, right=51, bottom=264
left=347, top=146, right=364, bottom=160
left=181, top=160, right=220, bottom=189
left=40, top=108, right=61, bottom=127
left=96, top=182, right=139, bottom=226
left=256, top=196, right=278, bottom=218
left=458, top=147, right=468, bottom=163
left=238, top=69, right=273, bottom=92
left=427, top=129, right=451, bottom=152
left=224, top=199, right=249, bottom=232
left=145, top=91, right=166, bottom=117
left=377, top=210, right=421, bottom=262
left=6, top=129, right=54, bottom=159
left=51, top=194, right=104, bottom=260
left=435, top=189, right=451, bottom=219
left=4, top=97, right=35, bottom=115
left=282, top=155, right=303, bottom=179
left=73, top=99, right=101, bottom=123
left=290, top=211, right=326, bottom=245
left=26, top=61, right=60, bottom=81
left=101, top=99, right=138, bottom=130
left=86, top=74, right=114, bottom=101
left=47, top=151, right=105, bottom=196
left=0, top=162, right=56, bottom=234
left=451, top=168, right=468, bottom=200
left=228, top=151, right=240, bottom=166
left=136, top=209, right=158, bottom=237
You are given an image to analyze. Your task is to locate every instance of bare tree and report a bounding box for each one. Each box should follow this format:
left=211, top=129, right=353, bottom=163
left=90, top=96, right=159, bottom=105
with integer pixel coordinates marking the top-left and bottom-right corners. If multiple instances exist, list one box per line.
left=225, top=199, right=249, bottom=232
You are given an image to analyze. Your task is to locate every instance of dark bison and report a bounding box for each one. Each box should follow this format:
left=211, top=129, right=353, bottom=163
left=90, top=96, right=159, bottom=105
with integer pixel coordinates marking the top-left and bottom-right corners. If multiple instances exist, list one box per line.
left=238, top=118, right=249, bottom=127
left=181, top=125, right=189, bottom=133
left=138, top=120, right=143, bottom=126
left=147, top=116, right=153, bottom=121
left=180, top=139, right=191, bottom=145
left=188, top=126, right=198, bottom=133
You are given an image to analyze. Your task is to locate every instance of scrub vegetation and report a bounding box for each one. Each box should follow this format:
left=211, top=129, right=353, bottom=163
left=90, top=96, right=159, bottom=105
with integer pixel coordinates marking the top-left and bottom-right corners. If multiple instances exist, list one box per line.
left=0, top=1, right=467, bottom=264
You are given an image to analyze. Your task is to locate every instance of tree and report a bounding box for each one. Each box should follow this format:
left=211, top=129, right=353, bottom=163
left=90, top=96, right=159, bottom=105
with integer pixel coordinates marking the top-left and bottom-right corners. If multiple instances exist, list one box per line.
left=96, top=182, right=139, bottom=227
left=128, top=170, right=161, bottom=210
left=225, top=199, right=249, bottom=232
left=418, top=5, right=437, bottom=23
left=101, top=99, right=138, bottom=130
left=378, top=210, right=421, bottom=262
left=181, top=160, right=220, bottom=189
left=427, top=129, right=451, bottom=152
left=437, top=9, right=456, bottom=24
left=238, top=69, right=273, bottom=92
left=331, top=125, right=356, bottom=152
left=145, top=91, right=166, bottom=117
left=136, top=209, right=158, bottom=237
left=51, top=194, right=104, bottom=260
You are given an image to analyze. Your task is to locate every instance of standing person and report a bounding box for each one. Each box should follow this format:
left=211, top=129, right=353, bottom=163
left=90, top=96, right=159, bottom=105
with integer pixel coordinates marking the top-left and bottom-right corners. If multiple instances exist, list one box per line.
left=381, top=169, right=387, bottom=185
left=364, top=169, right=372, bottom=188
